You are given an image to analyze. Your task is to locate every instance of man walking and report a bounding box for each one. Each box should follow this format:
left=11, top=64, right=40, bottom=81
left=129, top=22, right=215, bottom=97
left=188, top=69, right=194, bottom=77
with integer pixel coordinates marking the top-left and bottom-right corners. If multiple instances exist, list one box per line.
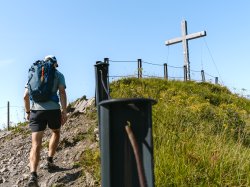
left=24, top=55, right=67, bottom=187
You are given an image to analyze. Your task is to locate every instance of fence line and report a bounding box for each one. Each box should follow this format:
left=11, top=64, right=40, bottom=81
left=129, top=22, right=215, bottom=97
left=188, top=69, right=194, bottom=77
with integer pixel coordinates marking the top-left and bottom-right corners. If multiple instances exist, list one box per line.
left=0, top=103, right=25, bottom=130
left=102, top=57, right=250, bottom=98
left=105, top=58, right=219, bottom=84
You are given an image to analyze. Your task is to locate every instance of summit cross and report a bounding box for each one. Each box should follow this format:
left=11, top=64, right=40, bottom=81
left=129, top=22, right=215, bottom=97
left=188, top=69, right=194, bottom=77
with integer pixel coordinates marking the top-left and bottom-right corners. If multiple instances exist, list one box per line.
left=165, top=20, right=206, bottom=80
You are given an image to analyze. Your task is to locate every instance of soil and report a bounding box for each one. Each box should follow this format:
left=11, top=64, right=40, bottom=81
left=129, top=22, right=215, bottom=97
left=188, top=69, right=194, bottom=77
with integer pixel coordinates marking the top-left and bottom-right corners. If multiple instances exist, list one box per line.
left=0, top=98, right=100, bottom=187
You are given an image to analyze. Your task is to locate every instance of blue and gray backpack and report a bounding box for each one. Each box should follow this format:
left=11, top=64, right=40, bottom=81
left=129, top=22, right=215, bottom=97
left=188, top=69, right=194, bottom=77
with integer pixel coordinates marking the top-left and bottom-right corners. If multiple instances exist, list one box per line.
left=27, top=60, right=56, bottom=102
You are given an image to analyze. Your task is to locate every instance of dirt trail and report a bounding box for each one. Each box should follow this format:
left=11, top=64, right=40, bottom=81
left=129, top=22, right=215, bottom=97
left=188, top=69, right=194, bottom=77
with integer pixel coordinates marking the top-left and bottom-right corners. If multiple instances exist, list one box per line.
left=0, top=98, right=100, bottom=187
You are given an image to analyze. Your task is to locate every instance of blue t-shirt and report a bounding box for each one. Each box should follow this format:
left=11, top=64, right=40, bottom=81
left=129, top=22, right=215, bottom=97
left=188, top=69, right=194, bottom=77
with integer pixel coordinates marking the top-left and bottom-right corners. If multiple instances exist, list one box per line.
left=31, top=70, right=66, bottom=110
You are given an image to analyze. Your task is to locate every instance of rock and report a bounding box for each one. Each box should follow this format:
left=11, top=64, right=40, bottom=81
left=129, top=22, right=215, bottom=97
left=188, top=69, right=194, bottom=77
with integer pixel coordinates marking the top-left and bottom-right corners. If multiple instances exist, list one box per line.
left=0, top=167, right=7, bottom=173
left=17, top=150, right=21, bottom=156
left=7, top=165, right=15, bottom=172
left=2, top=177, right=7, bottom=183
left=10, top=171, right=18, bottom=177
left=18, top=161, right=24, bottom=166
left=84, top=171, right=96, bottom=186
left=75, top=100, right=88, bottom=113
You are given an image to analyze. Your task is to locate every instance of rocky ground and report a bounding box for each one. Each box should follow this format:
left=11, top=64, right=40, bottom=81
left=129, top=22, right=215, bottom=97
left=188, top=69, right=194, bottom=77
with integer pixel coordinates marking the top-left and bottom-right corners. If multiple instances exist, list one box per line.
left=0, top=98, right=100, bottom=187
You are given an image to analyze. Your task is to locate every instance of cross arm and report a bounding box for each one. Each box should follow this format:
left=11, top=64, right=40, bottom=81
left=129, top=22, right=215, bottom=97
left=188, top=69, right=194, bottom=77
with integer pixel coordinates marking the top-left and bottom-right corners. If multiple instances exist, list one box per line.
left=185, top=31, right=206, bottom=41
left=165, top=31, right=206, bottom=46
left=165, top=37, right=183, bottom=46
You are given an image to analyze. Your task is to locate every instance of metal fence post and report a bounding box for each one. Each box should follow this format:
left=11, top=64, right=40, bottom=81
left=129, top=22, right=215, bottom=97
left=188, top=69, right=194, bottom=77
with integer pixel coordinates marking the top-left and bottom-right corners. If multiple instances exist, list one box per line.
left=104, top=58, right=110, bottom=92
left=94, top=60, right=110, bottom=150
left=104, top=58, right=109, bottom=64
left=99, top=98, right=156, bottom=187
left=138, top=59, right=142, bottom=79
left=94, top=61, right=110, bottom=105
left=201, top=70, right=205, bottom=82
left=164, top=63, right=168, bottom=80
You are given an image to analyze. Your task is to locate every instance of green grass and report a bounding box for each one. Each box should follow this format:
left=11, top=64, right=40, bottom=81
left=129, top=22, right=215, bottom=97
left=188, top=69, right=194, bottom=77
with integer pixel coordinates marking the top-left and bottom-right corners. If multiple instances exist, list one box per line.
left=79, top=148, right=101, bottom=184
left=10, top=121, right=30, bottom=136
left=109, top=78, right=250, bottom=186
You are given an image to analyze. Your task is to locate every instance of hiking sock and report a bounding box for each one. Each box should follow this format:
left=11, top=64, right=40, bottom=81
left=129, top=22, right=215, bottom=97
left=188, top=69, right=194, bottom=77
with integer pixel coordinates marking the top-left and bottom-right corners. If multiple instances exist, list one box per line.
left=47, top=156, right=53, bottom=163
left=31, top=171, right=38, bottom=178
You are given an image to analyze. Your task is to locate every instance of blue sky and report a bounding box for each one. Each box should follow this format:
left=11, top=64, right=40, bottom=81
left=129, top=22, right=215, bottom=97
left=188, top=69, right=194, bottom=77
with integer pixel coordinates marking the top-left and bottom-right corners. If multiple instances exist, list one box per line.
left=0, top=1, right=250, bottom=128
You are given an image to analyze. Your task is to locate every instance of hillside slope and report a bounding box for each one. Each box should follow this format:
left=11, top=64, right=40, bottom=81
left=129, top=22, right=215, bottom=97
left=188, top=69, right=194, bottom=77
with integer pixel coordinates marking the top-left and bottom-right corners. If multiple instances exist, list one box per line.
left=110, top=78, right=250, bottom=186
left=2, top=78, right=250, bottom=186
left=0, top=97, right=100, bottom=187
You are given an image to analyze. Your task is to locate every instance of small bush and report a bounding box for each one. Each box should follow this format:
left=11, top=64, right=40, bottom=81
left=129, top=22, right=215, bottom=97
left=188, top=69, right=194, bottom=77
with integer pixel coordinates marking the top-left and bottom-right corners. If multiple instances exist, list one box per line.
left=79, top=148, right=101, bottom=183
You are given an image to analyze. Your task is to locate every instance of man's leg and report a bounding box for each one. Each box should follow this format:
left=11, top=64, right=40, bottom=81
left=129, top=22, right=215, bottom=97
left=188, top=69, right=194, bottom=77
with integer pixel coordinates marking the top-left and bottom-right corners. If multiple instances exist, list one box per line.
left=48, top=129, right=60, bottom=157
left=30, top=131, right=44, bottom=172
left=27, top=131, right=44, bottom=186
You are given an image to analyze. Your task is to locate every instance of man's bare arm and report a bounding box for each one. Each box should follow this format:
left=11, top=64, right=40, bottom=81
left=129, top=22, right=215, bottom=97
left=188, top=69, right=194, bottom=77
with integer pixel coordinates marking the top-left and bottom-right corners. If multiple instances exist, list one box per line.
left=23, top=88, right=30, bottom=121
left=59, top=85, right=67, bottom=125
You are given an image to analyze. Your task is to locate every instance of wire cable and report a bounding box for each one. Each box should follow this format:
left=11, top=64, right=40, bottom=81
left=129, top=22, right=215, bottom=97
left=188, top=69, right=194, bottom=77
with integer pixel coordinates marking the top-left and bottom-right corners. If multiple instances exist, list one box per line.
left=204, top=72, right=216, bottom=78
left=166, top=45, right=170, bottom=65
left=109, top=75, right=136, bottom=78
left=168, top=64, right=183, bottom=69
left=142, top=61, right=163, bottom=66
left=190, top=69, right=201, bottom=73
left=200, top=39, right=204, bottom=70
left=99, top=70, right=111, bottom=99
left=109, top=60, right=137, bottom=63
left=203, top=38, right=223, bottom=84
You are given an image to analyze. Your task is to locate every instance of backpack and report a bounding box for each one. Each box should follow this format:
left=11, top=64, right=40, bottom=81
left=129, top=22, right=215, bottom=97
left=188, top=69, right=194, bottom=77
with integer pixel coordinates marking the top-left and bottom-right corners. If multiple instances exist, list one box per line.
left=27, top=60, right=56, bottom=102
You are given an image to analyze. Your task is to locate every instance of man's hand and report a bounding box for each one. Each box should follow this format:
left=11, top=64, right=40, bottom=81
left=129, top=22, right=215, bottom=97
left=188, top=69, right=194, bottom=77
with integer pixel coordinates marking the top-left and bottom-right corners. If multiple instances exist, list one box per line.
left=26, top=112, right=30, bottom=121
left=61, top=111, right=67, bottom=125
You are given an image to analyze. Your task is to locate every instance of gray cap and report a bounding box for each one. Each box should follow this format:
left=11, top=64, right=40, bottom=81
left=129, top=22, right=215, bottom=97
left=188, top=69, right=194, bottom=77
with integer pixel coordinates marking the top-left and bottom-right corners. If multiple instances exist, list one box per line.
left=44, top=55, right=58, bottom=67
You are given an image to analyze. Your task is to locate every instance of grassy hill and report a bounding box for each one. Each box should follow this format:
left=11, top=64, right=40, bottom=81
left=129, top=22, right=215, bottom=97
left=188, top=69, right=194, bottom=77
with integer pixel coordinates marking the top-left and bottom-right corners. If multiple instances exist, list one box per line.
left=110, top=78, right=250, bottom=186
left=4, top=78, right=250, bottom=186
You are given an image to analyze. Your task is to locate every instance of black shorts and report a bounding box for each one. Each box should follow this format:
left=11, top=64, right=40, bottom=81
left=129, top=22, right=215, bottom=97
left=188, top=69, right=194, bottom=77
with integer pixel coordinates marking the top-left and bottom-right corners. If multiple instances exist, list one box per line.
left=29, top=110, right=61, bottom=132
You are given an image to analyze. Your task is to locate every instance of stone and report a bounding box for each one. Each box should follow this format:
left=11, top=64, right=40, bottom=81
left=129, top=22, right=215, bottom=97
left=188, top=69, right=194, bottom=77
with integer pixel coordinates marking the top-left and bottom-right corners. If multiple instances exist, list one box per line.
left=0, top=167, right=7, bottom=173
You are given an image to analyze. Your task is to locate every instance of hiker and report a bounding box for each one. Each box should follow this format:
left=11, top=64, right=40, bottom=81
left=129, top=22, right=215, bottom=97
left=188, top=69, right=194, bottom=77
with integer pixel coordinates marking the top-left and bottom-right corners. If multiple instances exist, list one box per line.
left=23, top=55, right=67, bottom=187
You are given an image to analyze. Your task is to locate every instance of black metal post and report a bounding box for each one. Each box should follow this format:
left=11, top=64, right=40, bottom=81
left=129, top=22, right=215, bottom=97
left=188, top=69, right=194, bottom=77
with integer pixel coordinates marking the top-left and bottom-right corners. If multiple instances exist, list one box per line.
left=104, top=58, right=110, bottom=93
left=104, top=58, right=109, bottom=64
left=94, top=61, right=110, bottom=105
left=164, top=63, right=168, bottom=80
left=94, top=60, right=110, bottom=149
left=201, top=70, right=205, bottom=82
left=99, top=98, right=156, bottom=187
left=138, top=59, right=142, bottom=79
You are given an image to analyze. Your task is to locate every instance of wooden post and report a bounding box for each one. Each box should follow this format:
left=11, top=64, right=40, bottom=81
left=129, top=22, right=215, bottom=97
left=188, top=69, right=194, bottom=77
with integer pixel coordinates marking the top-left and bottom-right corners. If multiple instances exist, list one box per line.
left=137, top=59, right=142, bottom=79
left=215, top=77, right=218, bottom=84
left=201, top=70, right=205, bottom=82
left=7, top=101, right=10, bottom=131
left=184, top=65, right=187, bottom=81
left=164, top=63, right=168, bottom=80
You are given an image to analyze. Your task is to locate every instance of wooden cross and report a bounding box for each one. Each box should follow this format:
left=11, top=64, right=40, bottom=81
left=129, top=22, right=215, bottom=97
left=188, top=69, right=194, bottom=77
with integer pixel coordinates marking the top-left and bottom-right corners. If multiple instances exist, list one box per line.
left=165, top=20, right=206, bottom=80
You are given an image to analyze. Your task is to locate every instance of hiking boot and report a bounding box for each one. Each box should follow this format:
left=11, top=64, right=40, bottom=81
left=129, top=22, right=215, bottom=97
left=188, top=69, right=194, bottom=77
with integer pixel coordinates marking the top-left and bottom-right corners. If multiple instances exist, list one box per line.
left=41, top=161, right=59, bottom=172
left=27, top=174, right=39, bottom=187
